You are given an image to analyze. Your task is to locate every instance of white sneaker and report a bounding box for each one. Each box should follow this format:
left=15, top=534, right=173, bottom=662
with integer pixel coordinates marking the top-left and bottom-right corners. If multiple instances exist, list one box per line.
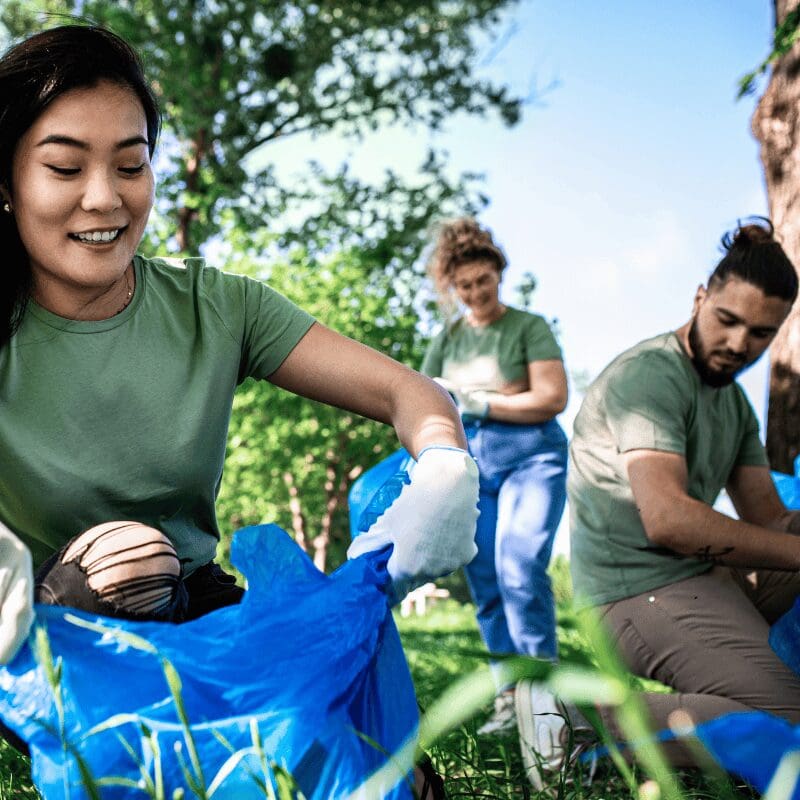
left=477, top=691, right=517, bottom=735
left=515, top=680, right=597, bottom=791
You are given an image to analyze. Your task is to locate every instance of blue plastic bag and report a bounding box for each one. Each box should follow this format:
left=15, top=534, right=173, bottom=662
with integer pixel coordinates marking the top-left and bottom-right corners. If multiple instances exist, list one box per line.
left=0, top=526, right=418, bottom=799
left=772, top=455, right=800, bottom=511
left=693, top=712, right=800, bottom=798
left=348, top=449, right=413, bottom=539
left=768, top=462, right=800, bottom=671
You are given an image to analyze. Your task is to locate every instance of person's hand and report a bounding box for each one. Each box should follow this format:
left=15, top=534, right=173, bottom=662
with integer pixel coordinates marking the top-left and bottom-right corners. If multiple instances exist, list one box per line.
left=0, top=523, right=34, bottom=664
left=347, top=446, right=479, bottom=601
left=455, top=388, right=491, bottom=418
left=432, top=378, right=491, bottom=418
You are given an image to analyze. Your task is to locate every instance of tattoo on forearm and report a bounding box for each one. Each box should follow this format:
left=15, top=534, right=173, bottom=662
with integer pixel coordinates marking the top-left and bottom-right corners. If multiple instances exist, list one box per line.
left=693, top=545, right=735, bottom=563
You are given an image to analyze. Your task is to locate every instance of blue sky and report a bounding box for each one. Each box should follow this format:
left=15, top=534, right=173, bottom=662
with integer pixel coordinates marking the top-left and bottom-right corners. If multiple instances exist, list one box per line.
left=260, top=1, right=777, bottom=551
left=263, top=1, right=774, bottom=408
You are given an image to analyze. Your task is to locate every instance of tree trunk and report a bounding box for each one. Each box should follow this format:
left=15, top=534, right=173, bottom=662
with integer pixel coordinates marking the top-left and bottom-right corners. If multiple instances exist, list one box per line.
left=283, top=471, right=308, bottom=552
left=754, top=0, right=800, bottom=473
left=176, top=128, right=206, bottom=253
left=312, top=438, right=354, bottom=573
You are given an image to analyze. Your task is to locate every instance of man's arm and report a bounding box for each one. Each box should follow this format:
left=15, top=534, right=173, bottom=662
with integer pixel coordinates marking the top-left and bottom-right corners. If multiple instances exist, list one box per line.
left=625, top=449, right=800, bottom=569
left=727, top=463, right=800, bottom=535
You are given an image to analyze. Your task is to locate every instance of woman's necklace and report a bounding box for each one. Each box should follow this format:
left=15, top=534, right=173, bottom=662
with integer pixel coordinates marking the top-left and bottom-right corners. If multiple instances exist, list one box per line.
left=115, top=267, right=134, bottom=315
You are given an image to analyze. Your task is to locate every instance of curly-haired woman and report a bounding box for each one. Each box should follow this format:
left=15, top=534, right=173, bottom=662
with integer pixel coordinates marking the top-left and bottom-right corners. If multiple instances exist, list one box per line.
left=421, top=218, right=568, bottom=735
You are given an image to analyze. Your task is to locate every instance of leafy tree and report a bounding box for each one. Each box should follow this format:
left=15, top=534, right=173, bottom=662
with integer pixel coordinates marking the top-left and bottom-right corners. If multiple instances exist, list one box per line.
left=1, top=0, right=521, bottom=253
left=748, top=1, right=800, bottom=471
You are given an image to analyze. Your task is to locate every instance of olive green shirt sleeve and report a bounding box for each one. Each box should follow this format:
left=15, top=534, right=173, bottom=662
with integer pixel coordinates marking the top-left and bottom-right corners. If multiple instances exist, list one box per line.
left=239, top=276, right=316, bottom=380
left=604, top=352, right=689, bottom=455
left=523, top=315, right=563, bottom=362
left=421, top=329, right=446, bottom=377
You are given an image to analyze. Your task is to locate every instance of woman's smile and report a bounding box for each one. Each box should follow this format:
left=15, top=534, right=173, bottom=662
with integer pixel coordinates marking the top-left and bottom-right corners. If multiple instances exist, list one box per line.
left=68, top=226, right=127, bottom=244
left=10, top=80, right=154, bottom=319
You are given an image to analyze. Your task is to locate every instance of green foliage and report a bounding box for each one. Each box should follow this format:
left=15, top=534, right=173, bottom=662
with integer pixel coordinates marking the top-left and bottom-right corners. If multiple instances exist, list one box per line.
left=738, top=7, right=800, bottom=98
left=0, top=0, right=521, bottom=251
left=0, top=744, right=38, bottom=800
left=514, top=269, right=538, bottom=309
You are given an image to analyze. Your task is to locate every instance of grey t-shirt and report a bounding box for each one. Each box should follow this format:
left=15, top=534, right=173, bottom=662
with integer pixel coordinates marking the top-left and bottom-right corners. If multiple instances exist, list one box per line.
left=569, top=332, right=768, bottom=605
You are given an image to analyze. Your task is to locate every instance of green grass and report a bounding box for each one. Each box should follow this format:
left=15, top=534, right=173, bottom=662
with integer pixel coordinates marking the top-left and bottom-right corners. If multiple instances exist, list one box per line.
left=0, top=562, right=770, bottom=798
left=395, top=568, right=763, bottom=800
left=0, top=741, right=36, bottom=800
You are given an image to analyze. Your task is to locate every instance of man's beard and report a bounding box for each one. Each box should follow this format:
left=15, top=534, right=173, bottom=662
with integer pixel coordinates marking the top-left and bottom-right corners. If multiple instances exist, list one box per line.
left=687, top=319, right=747, bottom=388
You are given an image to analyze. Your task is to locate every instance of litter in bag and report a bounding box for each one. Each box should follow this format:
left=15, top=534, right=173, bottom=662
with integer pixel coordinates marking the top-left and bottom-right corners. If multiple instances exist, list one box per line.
left=0, top=525, right=419, bottom=799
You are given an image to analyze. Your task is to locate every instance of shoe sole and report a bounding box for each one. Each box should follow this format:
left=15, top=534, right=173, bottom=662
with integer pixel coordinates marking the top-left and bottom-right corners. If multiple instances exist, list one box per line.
left=516, top=680, right=569, bottom=792
left=515, top=679, right=545, bottom=791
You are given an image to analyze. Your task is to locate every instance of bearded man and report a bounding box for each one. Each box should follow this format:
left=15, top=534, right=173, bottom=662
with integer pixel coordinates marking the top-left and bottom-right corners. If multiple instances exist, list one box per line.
left=518, top=220, right=800, bottom=780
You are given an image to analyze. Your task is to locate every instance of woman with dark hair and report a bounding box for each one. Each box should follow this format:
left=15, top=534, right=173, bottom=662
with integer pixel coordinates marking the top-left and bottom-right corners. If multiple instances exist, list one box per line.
left=0, top=22, right=478, bottom=718
left=421, top=218, right=569, bottom=734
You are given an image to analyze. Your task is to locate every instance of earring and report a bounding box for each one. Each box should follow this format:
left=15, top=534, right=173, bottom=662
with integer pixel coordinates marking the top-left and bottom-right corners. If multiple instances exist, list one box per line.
left=2, top=202, right=10, bottom=214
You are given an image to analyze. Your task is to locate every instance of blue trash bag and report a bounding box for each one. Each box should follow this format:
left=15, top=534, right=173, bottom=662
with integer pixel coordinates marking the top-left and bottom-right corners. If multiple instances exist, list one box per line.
left=770, top=458, right=800, bottom=671
left=772, top=456, right=800, bottom=510
left=771, top=595, right=800, bottom=676
left=0, top=525, right=419, bottom=799
left=348, top=449, right=413, bottom=540
left=693, top=712, right=800, bottom=798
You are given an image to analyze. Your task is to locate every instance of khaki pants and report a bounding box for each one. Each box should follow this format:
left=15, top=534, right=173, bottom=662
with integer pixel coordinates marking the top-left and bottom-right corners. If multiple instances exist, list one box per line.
left=597, top=566, right=800, bottom=766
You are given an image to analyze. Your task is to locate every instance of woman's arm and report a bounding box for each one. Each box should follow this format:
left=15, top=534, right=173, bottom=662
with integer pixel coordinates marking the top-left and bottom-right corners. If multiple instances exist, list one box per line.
left=472, top=359, right=568, bottom=424
left=270, top=323, right=478, bottom=599
left=268, top=322, right=467, bottom=456
left=484, top=359, right=568, bottom=423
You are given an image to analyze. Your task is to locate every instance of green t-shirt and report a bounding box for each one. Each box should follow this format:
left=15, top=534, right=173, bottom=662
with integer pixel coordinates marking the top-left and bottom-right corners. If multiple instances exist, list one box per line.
left=0, top=255, right=315, bottom=572
left=568, top=332, right=768, bottom=606
left=420, top=306, right=562, bottom=389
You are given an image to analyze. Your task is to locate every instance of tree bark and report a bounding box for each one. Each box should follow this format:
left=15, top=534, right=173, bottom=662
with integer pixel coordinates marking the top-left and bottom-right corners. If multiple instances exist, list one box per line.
left=754, top=0, right=800, bottom=473
left=312, top=437, right=355, bottom=573
left=283, top=471, right=308, bottom=553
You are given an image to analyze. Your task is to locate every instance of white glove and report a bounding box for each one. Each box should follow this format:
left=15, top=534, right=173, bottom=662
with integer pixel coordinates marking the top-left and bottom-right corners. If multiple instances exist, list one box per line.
left=432, top=378, right=491, bottom=418
left=348, top=446, right=479, bottom=601
left=0, top=523, right=34, bottom=664
left=456, top=388, right=491, bottom=418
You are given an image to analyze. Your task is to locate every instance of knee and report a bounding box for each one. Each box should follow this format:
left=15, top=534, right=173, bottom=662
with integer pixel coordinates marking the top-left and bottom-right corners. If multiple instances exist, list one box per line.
left=61, top=521, right=182, bottom=617
left=761, top=690, right=800, bottom=726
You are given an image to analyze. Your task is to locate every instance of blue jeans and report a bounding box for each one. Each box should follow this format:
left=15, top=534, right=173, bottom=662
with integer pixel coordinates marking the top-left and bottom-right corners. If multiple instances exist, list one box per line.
left=463, top=418, right=567, bottom=660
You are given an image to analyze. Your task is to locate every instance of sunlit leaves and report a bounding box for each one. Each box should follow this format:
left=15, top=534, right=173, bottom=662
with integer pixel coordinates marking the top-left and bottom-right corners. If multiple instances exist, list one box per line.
left=0, top=0, right=521, bottom=251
